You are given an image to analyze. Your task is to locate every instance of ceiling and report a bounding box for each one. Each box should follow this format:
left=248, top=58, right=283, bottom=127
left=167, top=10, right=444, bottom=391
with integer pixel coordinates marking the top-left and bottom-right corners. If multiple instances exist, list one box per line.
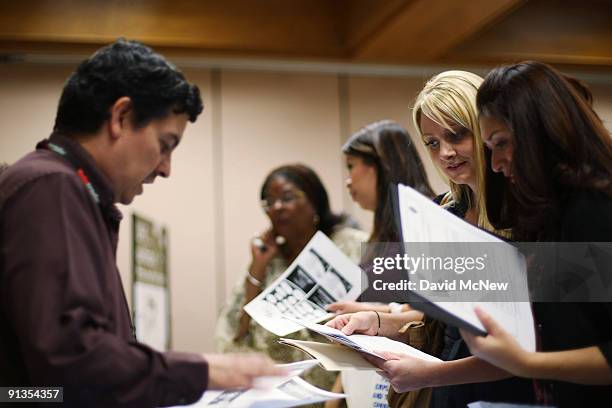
left=0, top=0, right=610, bottom=71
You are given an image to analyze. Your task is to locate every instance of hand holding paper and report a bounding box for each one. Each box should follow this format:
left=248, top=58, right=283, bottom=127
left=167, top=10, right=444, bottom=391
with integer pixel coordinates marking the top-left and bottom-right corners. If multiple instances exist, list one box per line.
left=252, top=360, right=319, bottom=389
left=205, top=353, right=288, bottom=390
left=170, top=360, right=345, bottom=408
left=362, top=350, right=443, bottom=393
left=280, top=320, right=439, bottom=372
left=460, top=307, right=531, bottom=377
left=325, top=311, right=379, bottom=336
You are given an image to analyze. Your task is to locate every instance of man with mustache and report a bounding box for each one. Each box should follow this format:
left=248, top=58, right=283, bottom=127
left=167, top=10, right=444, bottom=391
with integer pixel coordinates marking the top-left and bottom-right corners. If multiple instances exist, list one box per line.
left=0, top=39, right=281, bottom=407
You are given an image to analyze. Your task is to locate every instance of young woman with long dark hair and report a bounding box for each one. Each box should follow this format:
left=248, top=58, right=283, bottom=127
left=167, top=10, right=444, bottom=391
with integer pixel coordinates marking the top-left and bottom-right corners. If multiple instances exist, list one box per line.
left=463, top=61, right=612, bottom=407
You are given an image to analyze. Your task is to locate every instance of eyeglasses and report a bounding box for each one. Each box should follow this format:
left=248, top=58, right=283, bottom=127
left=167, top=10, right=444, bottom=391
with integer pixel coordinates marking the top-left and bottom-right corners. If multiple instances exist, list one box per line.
left=261, top=190, right=306, bottom=212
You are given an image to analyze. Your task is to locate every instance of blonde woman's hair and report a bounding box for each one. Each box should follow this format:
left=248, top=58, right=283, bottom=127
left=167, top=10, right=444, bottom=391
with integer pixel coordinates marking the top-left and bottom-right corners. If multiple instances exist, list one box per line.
left=412, top=70, right=497, bottom=233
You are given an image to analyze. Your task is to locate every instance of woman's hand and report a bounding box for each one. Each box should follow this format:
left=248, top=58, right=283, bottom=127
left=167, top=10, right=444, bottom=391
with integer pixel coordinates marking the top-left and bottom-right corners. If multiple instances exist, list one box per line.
left=326, top=310, right=424, bottom=340
left=363, top=351, right=440, bottom=392
left=325, top=311, right=379, bottom=336
left=237, top=229, right=279, bottom=342
left=460, top=306, right=530, bottom=376
left=248, top=229, right=279, bottom=280
left=326, top=301, right=389, bottom=314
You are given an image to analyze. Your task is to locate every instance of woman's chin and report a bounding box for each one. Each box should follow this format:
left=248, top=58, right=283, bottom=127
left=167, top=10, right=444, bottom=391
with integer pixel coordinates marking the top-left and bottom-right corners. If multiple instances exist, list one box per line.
left=365, top=204, right=376, bottom=212
left=354, top=199, right=374, bottom=212
left=448, top=173, right=474, bottom=188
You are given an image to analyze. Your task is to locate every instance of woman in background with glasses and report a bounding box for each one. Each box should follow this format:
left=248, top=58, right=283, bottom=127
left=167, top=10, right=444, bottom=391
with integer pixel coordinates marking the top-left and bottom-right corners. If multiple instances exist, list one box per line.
left=214, top=163, right=367, bottom=394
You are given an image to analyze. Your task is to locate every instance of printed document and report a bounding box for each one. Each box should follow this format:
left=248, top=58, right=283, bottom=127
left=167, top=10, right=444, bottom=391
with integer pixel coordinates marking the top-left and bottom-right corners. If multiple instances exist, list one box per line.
left=244, top=232, right=363, bottom=336
left=396, top=184, right=535, bottom=351
left=166, top=360, right=345, bottom=408
left=279, top=321, right=440, bottom=371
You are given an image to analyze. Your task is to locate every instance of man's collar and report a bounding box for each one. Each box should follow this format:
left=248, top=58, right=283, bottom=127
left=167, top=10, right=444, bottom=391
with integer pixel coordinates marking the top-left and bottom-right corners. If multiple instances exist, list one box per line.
left=38, top=133, right=122, bottom=222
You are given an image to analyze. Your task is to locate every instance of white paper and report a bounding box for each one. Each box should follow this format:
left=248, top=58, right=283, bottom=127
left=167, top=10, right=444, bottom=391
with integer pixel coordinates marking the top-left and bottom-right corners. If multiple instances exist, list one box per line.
left=468, top=402, right=553, bottom=408
left=342, top=371, right=390, bottom=408
left=279, top=339, right=377, bottom=370
left=133, top=282, right=169, bottom=351
left=171, top=376, right=346, bottom=408
left=244, top=231, right=364, bottom=336
left=397, top=184, right=536, bottom=352
left=252, top=360, right=319, bottom=389
left=287, top=320, right=441, bottom=363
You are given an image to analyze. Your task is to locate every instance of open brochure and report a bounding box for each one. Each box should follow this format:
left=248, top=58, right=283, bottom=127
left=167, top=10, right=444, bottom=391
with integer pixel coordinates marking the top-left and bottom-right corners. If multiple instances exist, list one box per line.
left=194, top=377, right=345, bottom=408
left=393, top=184, right=536, bottom=351
left=169, top=360, right=344, bottom=408
left=167, top=360, right=346, bottom=408
left=244, top=231, right=363, bottom=337
left=279, top=320, right=440, bottom=370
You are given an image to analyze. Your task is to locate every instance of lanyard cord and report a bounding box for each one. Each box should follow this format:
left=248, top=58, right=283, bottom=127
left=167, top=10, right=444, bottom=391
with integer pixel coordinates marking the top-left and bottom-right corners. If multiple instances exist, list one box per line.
left=44, top=141, right=101, bottom=205
left=42, top=140, right=138, bottom=339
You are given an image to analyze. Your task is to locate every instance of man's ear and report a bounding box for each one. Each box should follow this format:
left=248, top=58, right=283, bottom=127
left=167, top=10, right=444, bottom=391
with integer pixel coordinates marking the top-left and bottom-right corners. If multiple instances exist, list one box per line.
left=108, top=96, right=133, bottom=140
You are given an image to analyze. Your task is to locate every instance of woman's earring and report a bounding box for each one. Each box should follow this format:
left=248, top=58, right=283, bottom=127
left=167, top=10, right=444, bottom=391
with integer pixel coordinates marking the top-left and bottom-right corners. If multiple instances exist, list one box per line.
left=313, top=214, right=320, bottom=226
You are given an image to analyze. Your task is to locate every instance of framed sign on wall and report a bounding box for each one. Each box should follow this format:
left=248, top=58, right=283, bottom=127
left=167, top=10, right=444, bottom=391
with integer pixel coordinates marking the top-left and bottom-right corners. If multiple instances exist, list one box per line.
left=132, top=213, right=171, bottom=351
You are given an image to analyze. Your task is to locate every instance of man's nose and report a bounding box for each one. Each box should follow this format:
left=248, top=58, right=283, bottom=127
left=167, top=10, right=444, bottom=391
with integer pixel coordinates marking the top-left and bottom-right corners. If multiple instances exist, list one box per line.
left=157, top=155, right=171, bottom=178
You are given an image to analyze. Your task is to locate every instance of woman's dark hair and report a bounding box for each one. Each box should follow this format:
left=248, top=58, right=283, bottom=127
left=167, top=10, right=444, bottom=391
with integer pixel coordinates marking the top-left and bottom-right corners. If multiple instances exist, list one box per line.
left=563, top=74, right=594, bottom=106
left=478, top=61, right=612, bottom=240
left=260, top=164, right=346, bottom=236
left=54, top=38, right=203, bottom=137
left=343, top=120, right=434, bottom=242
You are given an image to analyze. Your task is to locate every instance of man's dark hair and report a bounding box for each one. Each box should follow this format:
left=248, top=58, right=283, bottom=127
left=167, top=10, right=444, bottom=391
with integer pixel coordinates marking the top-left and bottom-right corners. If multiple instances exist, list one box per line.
left=53, top=39, right=203, bottom=137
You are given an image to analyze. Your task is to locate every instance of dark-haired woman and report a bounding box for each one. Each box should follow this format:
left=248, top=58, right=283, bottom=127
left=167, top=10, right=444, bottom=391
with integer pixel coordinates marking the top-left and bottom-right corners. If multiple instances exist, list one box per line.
left=462, top=61, right=612, bottom=407
left=215, top=164, right=367, bottom=393
left=327, top=120, right=436, bottom=407
left=343, top=120, right=435, bottom=241
left=327, top=120, right=435, bottom=314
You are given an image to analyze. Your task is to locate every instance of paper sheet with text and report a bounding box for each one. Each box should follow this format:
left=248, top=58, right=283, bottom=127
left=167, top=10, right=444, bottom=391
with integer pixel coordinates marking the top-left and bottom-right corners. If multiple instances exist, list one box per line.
left=397, top=184, right=535, bottom=351
left=244, top=231, right=364, bottom=337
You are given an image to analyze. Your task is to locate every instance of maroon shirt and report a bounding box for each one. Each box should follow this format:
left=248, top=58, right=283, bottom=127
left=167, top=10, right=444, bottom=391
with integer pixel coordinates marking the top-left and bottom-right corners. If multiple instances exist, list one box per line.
left=0, top=135, right=207, bottom=407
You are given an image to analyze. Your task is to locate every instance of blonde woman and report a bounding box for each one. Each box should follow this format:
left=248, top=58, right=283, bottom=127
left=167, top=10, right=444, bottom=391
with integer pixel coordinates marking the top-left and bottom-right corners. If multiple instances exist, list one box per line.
left=327, top=71, right=534, bottom=408
left=413, top=71, right=494, bottom=228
